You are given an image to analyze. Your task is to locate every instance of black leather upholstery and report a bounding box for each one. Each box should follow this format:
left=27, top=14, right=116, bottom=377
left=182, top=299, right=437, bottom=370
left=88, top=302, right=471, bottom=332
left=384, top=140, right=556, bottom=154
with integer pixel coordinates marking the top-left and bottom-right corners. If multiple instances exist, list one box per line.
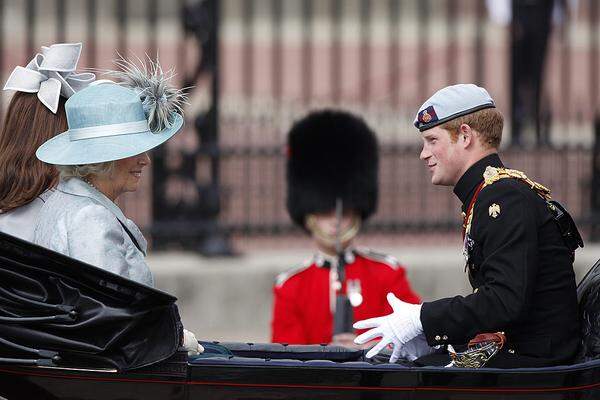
left=577, top=258, right=600, bottom=361
left=0, top=231, right=182, bottom=371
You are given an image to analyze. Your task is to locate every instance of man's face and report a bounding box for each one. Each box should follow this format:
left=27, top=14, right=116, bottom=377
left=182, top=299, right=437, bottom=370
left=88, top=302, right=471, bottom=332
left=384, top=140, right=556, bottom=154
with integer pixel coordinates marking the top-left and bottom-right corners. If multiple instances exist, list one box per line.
left=419, top=126, right=465, bottom=186
left=309, top=211, right=356, bottom=237
left=306, top=210, right=360, bottom=254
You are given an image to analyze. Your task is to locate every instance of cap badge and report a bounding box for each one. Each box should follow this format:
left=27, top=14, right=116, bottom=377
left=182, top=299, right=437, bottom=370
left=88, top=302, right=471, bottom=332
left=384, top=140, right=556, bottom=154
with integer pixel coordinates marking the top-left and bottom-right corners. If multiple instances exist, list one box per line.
left=489, top=203, right=501, bottom=218
left=419, top=105, right=438, bottom=125
left=422, top=110, right=432, bottom=123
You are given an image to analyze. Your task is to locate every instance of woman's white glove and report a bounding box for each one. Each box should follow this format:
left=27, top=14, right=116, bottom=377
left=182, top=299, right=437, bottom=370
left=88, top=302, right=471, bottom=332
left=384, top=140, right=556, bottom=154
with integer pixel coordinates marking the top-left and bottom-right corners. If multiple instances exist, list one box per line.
left=182, top=329, right=204, bottom=356
left=353, top=293, right=423, bottom=363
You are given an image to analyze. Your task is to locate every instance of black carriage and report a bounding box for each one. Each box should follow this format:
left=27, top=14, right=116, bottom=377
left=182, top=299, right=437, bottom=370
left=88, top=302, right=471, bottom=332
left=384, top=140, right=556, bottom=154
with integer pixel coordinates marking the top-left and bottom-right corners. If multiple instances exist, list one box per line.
left=0, top=231, right=599, bottom=400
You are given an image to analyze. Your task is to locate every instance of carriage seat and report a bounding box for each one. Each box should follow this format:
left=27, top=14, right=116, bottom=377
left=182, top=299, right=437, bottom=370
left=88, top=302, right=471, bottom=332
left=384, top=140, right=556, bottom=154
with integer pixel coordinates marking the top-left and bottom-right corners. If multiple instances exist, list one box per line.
left=203, top=342, right=364, bottom=362
left=577, top=258, right=600, bottom=361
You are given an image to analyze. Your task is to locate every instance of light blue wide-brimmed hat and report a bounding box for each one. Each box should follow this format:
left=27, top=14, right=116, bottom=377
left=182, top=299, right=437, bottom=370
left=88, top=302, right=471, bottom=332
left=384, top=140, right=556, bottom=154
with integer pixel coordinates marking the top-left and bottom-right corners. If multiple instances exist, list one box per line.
left=36, top=82, right=183, bottom=165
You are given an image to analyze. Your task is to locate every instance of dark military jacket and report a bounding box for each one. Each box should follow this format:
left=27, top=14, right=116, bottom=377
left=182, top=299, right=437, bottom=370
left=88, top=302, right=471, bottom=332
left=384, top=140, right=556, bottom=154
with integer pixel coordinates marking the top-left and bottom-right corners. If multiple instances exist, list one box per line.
left=420, top=153, right=580, bottom=368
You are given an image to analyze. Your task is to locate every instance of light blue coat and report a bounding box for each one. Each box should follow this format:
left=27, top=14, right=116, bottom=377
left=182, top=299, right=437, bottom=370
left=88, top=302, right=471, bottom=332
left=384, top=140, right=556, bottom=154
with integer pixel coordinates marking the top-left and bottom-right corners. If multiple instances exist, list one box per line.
left=33, top=177, right=154, bottom=287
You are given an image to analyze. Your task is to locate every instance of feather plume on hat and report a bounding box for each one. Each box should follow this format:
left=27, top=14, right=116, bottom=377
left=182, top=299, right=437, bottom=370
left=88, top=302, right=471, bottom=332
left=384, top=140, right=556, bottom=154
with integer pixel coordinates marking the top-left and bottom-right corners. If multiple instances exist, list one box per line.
left=104, top=55, right=188, bottom=132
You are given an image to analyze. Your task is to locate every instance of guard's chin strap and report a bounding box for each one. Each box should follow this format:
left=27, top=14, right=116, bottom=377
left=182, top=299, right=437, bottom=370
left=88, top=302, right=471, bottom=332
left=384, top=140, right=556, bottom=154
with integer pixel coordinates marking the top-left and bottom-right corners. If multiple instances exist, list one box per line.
left=305, top=215, right=361, bottom=248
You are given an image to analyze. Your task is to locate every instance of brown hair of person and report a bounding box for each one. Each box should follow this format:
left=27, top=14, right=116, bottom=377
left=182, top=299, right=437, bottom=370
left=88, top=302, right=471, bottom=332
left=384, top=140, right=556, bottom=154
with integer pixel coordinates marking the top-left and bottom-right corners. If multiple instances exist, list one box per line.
left=0, top=92, right=68, bottom=212
left=440, top=107, right=504, bottom=149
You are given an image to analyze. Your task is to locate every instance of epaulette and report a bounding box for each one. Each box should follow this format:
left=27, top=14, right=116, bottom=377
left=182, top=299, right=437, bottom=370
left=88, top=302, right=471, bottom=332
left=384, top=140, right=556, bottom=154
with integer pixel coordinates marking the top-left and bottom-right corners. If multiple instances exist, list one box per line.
left=354, top=247, right=399, bottom=270
left=482, top=166, right=551, bottom=200
left=274, top=258, right=313, bottom=288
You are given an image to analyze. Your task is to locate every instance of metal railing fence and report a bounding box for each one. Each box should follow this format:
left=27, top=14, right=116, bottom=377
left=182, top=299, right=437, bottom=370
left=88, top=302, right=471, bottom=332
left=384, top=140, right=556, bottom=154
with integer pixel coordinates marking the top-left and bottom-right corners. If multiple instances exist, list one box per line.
left=0, top=0, right=597, bottom=248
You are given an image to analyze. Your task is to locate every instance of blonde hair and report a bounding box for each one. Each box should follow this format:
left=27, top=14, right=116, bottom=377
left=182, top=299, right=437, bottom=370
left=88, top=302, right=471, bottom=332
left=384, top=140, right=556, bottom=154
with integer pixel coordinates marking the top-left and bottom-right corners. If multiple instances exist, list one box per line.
left=441, top=108, right=504, bottom=149
left=57, top=161, right=115, bottom=181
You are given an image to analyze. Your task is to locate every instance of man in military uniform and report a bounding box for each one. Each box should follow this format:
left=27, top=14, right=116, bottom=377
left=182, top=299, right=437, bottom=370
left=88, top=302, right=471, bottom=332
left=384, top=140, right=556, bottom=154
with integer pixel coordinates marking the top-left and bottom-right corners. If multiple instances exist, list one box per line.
left=354, top=84, right=581, bottom=368
left=271, top=110, right=420, bottom=346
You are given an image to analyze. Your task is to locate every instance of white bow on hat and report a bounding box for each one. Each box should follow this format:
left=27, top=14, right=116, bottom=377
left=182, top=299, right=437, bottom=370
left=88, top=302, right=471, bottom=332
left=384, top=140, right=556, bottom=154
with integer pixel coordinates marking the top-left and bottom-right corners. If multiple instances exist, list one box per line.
left=3, top=43, right=95, bottom=113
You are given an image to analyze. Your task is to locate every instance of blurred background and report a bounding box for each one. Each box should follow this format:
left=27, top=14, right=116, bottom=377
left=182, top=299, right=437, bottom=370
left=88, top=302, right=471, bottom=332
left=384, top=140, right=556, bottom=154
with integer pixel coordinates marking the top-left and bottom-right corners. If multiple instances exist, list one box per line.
left=1, top=0, right=599, bottom=342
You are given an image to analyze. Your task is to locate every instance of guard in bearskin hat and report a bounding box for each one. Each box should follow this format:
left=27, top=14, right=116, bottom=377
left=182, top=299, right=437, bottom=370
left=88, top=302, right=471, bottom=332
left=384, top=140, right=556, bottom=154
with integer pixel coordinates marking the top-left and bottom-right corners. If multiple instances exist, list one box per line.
left=271, top=109, right=420, bottom=347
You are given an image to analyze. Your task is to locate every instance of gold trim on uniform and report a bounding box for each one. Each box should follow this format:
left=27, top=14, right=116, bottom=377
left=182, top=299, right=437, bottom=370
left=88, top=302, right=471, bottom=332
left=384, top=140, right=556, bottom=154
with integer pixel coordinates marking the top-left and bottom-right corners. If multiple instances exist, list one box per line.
left=483, top=166, right=551, bottom=200
left=464, top=166, right=552, bottom=236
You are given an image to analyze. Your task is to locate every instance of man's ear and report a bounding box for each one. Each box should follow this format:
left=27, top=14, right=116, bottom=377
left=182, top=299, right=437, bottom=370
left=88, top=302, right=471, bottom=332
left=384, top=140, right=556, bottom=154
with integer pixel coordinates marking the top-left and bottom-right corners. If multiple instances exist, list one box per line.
left=459, top=123, right=474, bottom=148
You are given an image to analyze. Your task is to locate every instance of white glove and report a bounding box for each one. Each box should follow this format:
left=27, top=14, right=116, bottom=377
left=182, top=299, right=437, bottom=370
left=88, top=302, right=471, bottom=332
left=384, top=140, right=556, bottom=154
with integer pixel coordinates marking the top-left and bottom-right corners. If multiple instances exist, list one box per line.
left=353, top=293, right=423, bottom=363
left=181, top=329, right=204, bottom=356
left=397, top=333, right=436, bottom=361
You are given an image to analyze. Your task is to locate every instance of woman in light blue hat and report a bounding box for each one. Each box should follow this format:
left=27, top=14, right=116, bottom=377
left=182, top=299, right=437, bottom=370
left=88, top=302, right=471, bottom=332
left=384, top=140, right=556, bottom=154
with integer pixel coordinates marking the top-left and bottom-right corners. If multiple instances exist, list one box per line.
left=0, top=43, right=94, bottom=241
left=33, top=59, right=183, bottom=284
left=33, top=59, right=201, bottom=355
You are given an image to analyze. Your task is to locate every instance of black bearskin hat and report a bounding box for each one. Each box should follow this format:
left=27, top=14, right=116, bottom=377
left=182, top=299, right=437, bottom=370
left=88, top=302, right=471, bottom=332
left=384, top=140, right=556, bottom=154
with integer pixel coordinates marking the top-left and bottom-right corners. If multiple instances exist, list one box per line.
left=286, top=109, right=378, bottom=228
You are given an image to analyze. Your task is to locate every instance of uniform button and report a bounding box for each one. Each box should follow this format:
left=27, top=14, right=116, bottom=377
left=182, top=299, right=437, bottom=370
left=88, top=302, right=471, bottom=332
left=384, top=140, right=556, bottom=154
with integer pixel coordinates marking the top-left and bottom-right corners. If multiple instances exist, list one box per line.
left=435, top=335, right=441, bottom=341
left=442, top=335, right=448, bottom=340
left=473, top=288, right=479, bottom=293
left=508, top=349, right=515, bottom=354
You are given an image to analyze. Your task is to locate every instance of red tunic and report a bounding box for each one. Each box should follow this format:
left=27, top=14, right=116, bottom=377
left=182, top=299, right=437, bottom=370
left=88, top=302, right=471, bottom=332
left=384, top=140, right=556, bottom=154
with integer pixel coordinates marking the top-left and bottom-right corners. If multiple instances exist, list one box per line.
left=271, top=248, right=421, bottom=344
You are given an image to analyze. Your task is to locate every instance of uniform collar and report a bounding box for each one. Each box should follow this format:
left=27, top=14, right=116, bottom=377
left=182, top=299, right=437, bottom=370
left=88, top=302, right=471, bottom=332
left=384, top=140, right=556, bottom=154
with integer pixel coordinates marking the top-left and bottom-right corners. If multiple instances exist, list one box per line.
left=453, top=153, right=504, bottom=209
left=314, top=248, right=355, bottom=268
left=57, top=178, right=147, bottom=255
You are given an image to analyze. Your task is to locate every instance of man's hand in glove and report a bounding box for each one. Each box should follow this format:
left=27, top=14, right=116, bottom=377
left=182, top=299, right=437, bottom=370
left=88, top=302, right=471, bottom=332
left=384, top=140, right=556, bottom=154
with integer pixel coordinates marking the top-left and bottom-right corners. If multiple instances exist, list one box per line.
left=397, top=334, right=436, bottom=361
left=181, top=329, right=204, bottom=356
left=353, top=293, right=423, bottom=363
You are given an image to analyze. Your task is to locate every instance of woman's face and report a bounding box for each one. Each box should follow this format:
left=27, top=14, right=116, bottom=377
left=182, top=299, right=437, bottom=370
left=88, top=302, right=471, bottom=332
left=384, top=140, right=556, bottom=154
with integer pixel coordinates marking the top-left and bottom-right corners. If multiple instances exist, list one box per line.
left=110, top=152, right=150, bottom=198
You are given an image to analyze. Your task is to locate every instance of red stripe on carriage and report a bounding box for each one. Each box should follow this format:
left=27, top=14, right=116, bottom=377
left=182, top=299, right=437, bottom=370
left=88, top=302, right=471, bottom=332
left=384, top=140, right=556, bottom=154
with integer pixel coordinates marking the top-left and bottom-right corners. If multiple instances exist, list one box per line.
left=0, top=367, right=599, bottom=393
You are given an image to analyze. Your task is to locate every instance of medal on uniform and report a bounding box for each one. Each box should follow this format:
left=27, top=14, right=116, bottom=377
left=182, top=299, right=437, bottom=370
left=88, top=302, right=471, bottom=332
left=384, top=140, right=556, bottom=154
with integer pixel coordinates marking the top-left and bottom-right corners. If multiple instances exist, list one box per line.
left=347, top=279, right=363, bottom=307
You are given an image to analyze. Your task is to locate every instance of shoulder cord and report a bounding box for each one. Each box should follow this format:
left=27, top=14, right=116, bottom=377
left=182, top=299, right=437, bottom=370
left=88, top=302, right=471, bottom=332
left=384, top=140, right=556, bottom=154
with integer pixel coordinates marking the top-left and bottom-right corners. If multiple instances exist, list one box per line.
left=462, top=166, right=551, bottom=238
